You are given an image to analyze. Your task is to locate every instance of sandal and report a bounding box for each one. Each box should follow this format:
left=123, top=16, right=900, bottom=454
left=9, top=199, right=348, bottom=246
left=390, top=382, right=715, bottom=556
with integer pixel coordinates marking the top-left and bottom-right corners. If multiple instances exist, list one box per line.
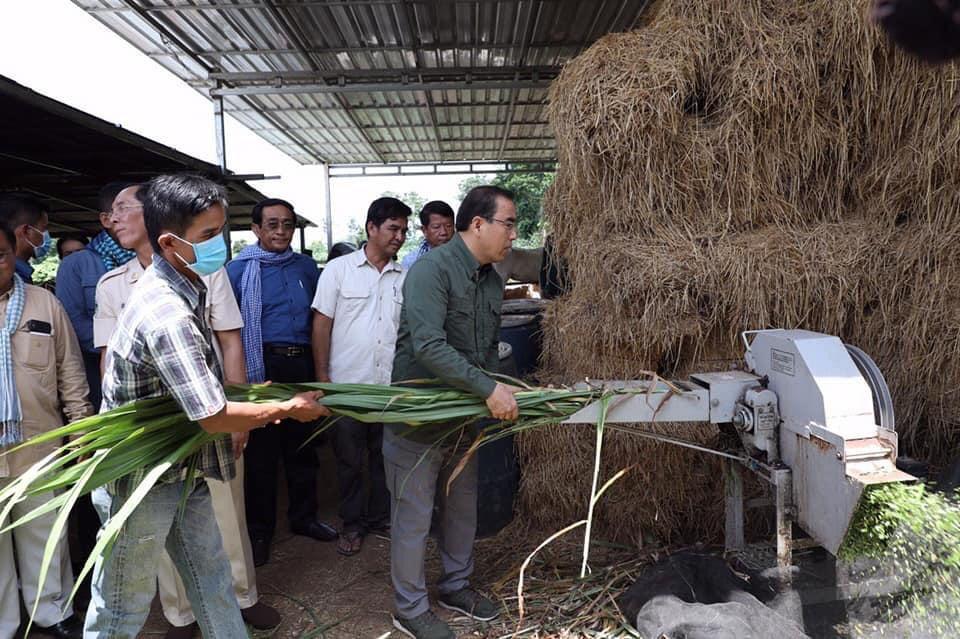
left=337, top=530, right=363, bottom=556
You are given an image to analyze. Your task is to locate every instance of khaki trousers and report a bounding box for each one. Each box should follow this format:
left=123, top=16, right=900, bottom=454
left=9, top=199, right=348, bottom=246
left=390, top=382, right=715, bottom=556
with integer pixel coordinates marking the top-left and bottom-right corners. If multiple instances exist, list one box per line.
left=157, top=458, right=258, bottom=626
left=0, top=486, right=74, bottom=639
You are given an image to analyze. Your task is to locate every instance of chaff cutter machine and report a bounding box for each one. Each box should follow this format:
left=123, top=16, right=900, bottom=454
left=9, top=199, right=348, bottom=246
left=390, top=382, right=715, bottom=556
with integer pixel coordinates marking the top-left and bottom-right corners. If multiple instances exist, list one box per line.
left=562, top=329, right=915, bottom=574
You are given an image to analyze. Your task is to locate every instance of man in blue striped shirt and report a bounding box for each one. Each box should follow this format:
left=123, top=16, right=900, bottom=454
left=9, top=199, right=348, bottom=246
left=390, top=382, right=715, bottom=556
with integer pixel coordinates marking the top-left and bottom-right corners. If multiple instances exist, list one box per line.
left=227, top=198, right=335, bottom=567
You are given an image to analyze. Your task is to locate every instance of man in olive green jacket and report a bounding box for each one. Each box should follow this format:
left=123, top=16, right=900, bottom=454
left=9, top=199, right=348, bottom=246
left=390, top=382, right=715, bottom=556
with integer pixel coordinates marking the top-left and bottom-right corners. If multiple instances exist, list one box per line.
left=385, top=186, right=519, bottom=639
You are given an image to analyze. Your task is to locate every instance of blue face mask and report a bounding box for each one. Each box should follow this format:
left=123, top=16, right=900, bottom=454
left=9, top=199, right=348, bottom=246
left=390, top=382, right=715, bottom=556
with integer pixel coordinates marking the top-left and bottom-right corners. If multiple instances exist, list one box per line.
left=170, top=233, right=227, bottom=276
left=27, top=226, right=52, bottom=260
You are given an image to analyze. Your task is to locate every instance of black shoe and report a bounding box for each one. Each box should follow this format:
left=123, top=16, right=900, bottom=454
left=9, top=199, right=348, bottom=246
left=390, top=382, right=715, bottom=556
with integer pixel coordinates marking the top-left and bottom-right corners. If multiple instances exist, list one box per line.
left=290, top=520, right=338, bottom=542
left=163, top=621, right=198, bottom=639
left=241, top=601, right=282, bottom=630
left=369, top=523, right=391, bottom=541
left=252, top=537, right=270, bottom=567
left=35, top=615, right=84, bottom=639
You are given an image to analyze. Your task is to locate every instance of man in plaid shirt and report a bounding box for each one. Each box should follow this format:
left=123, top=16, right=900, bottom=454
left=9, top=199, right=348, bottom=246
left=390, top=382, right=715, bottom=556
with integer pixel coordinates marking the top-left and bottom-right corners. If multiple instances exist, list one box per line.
left=84, top=175, right=329, bottom=639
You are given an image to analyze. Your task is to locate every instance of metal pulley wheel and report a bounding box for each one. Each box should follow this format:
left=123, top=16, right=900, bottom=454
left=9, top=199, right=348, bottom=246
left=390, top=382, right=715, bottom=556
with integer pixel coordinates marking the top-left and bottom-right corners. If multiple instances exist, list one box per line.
left=845, top=343, right=896, bottom=432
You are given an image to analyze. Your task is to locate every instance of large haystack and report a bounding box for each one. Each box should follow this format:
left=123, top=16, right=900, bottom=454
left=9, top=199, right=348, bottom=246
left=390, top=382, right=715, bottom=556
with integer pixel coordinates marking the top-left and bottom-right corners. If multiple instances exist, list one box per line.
left=520, top=0, right=960, bottom=546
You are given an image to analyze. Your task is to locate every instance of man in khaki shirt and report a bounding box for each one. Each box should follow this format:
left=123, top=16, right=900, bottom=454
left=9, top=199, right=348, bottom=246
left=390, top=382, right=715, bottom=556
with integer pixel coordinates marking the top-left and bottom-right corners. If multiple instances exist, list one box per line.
left=93, top=184, right=280, bottom=638
left=0, top=223, right=92, bottom=639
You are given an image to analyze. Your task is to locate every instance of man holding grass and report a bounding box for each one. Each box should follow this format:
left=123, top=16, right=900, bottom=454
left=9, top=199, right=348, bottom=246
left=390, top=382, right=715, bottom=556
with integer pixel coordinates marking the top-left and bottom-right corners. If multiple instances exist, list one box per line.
left=84, top=174, right=328, bottom=638
left=386, top=185, right=519, bottom=639
left=94, top=182, right=281, bottom=638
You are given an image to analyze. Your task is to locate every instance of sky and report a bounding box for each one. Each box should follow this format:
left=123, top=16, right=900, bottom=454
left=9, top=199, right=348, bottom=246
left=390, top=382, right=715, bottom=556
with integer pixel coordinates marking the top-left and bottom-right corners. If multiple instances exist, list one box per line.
left=0, top=0, right=485, bottom=247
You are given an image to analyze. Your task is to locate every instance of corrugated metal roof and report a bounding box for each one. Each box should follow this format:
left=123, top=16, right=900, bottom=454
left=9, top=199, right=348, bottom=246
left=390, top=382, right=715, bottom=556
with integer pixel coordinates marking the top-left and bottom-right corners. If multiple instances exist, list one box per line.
left=0, top=74, right=307, bottom=235
left=73, top=0, right=651, bottom=166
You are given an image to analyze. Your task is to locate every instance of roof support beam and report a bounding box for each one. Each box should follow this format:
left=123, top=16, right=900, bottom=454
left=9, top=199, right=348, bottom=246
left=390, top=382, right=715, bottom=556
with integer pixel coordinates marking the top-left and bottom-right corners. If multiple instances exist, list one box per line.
left=149, top=42, right=590, bottom=61
left=227, top=101, right=546, bottom=114
left=260, top=0, right=385, bottom=163
left=498, top=1, right=541, bottom=161
left=211, top=79, right=550, bottom=96
left=329, top=160, right=557, bottom=178
left=121, top=1, right=326, bottom=164
left=92, top=1, right=579, bottom=13
left=243, top=122, right=550, bottom=133
left=398, top=0, right=443, bottom=158
left=205, top=66, right=559, bottom=83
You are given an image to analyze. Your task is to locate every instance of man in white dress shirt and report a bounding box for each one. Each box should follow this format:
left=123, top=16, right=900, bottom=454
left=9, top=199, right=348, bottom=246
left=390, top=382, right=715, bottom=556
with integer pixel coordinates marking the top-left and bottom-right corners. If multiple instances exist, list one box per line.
left=311, top=196, right=411, bottom=556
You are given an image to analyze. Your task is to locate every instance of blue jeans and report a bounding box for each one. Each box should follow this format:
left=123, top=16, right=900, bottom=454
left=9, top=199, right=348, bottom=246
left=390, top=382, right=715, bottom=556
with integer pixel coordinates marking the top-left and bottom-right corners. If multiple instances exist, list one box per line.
left=83, top=478, right=245, bottom=639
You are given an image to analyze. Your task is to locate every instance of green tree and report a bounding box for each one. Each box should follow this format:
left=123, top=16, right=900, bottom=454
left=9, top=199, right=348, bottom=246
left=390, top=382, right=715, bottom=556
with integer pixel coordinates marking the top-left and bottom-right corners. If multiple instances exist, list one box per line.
left=231, top=238, right=249, bottom=257
left=346, top=218, right=366, bottom=247
left=380, top=191, right=427, bottom=221
left=306, top=239, right=327, bottom=262
left=457, top=176, right=487, bottom=202
left=456, top=166, right=555, bottom=243
left=31, top=250, right=59, bottom=284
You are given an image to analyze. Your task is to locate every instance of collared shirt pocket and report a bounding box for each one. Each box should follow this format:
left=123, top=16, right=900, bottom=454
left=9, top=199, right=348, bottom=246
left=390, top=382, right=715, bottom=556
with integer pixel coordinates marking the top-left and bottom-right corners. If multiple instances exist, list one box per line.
left=486, top=298, right=502, bottom=350
left=391, top=286, right=404, bottom=326
left=445, top=294, right=474, bottom=350
left=340, top=286, right=371, bottom=317
left=16, top=326, right=53, bottom=372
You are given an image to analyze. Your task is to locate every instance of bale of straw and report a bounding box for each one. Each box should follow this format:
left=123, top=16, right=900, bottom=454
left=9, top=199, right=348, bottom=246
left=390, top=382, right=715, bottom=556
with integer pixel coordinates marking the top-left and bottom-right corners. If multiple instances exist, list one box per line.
left=527, top=0, right=960, bottom=544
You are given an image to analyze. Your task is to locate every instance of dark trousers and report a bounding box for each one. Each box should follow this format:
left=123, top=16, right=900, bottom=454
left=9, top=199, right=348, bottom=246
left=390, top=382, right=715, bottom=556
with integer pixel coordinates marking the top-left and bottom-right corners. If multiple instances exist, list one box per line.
left=244, top=348, right=319, bottom=542
left=333, top=417, right=389, bottom=534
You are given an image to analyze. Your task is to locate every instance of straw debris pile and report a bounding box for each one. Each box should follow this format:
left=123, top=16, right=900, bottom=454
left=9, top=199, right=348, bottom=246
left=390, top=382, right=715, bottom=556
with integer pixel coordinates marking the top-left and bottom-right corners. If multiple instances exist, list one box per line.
left=520, top=0, right=960, bottom=546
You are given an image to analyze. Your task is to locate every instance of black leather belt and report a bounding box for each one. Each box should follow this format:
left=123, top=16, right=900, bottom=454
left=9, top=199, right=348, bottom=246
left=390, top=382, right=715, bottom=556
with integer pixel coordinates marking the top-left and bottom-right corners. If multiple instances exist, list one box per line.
left=264, top=344, right=309, bottom=357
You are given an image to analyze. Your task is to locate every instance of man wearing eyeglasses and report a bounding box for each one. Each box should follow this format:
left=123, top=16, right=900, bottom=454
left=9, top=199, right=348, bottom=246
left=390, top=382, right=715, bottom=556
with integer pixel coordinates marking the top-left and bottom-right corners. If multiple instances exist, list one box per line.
left=384, top=186, right=519, bottom=639
left=312, top=197, right=411, bottom=557
left=226, top=198, right=335, bottom=568
left=55, top=182, right=137, bottom=413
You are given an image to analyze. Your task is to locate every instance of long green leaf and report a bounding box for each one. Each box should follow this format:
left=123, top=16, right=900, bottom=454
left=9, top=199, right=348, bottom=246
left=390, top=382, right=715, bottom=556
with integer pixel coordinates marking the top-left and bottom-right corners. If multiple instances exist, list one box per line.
left=24, top=449, right=108, bottom=637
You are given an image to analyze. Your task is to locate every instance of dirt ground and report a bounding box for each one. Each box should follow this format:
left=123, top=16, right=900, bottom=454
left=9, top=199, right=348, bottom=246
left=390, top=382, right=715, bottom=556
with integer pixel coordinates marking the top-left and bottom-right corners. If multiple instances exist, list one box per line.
left=130, top=446, right=525, bottom=639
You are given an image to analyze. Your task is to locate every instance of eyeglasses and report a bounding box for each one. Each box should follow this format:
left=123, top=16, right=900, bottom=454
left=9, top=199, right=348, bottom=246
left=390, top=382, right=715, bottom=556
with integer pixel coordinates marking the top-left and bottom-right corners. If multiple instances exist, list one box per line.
left=111, top=203, right=143, bottom=215
left=489, top=218, right=516, bottom=231
left=262, top=220, right=297, bottom=231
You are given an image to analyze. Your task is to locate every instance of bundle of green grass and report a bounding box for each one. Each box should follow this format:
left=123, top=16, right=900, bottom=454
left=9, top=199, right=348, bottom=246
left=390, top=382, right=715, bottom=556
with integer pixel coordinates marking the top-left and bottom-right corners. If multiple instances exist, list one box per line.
left=0, top=380, right=603, bottom=624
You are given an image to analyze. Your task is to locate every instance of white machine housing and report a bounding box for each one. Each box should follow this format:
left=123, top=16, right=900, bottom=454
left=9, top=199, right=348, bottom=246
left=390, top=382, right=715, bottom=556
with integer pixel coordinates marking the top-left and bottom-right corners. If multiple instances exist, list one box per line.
left=745, top=330, right=910, bottom=554
left=563, top=329, right=914, bottom=560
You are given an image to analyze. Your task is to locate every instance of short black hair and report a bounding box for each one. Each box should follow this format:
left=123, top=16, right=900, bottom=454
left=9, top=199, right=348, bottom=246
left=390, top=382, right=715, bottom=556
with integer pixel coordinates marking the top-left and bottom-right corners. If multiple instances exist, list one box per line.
left=56, top=233, right=90, bottom=259
left=98, top=181, right=137, bottom=213
left=419, top=200, right=455, bottom=227
left=0, top=192, right=47, bottom=236
left=365, top=197, right=412, bottom=233
left=0, top=221, right=15, bottom=251
left=875, top=0, right=960, bottom=63
left=455, top=185, right=514, bottom=232
left=142, top=175, right=228, bottom=253
left=252, top=198, right=296, bottom=226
